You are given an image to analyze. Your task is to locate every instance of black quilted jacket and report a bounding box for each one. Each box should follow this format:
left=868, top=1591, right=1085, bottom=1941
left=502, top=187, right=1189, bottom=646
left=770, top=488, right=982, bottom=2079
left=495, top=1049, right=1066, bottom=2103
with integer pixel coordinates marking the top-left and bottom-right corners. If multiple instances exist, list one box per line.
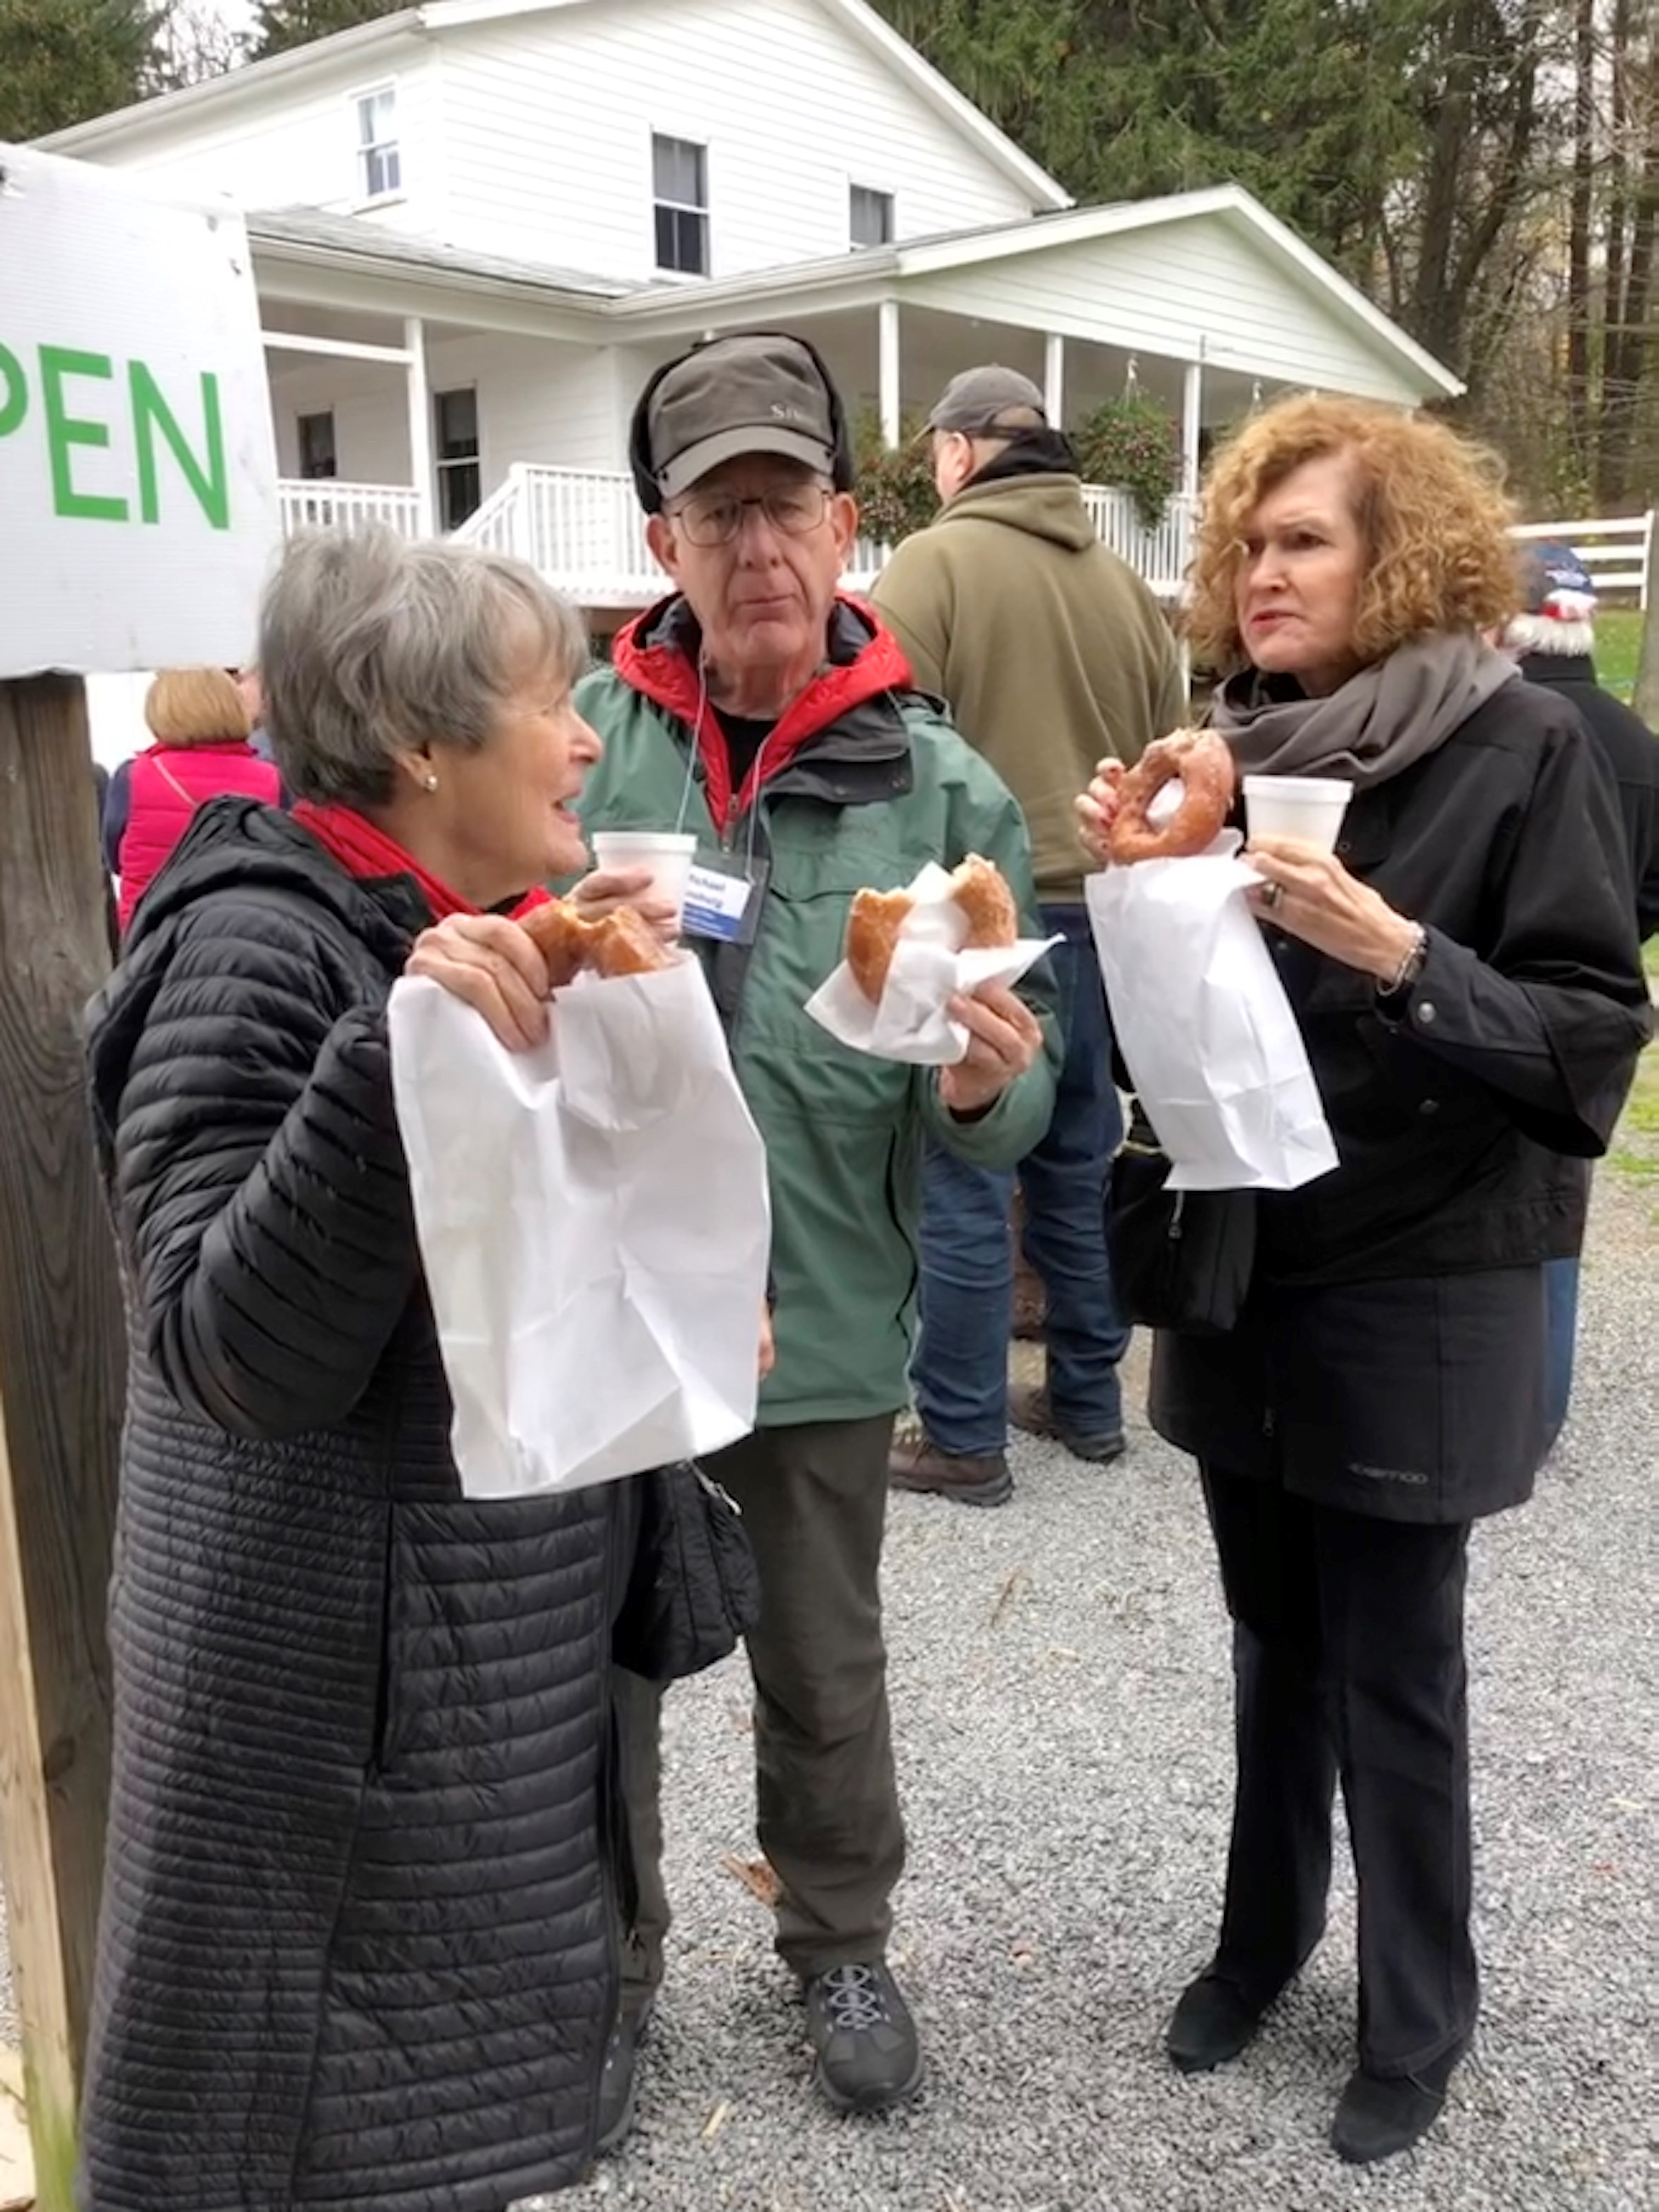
left=79, top=800, right=624, bottom=2211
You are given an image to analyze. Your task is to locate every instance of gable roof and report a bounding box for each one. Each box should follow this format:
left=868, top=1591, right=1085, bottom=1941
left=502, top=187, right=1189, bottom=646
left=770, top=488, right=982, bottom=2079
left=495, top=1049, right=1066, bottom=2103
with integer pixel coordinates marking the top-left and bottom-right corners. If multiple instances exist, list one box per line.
left=38, top=0, right=1070, bottom=211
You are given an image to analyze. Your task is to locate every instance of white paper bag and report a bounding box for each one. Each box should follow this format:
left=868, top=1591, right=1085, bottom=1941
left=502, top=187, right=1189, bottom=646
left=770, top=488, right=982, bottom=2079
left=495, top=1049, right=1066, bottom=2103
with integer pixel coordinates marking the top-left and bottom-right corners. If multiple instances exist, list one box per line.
left=1086, top=839, right=1339, bottom=1192
left=805, top=861, right=1058, bottom=1065
left=388, top=959, right=771, bottom=1497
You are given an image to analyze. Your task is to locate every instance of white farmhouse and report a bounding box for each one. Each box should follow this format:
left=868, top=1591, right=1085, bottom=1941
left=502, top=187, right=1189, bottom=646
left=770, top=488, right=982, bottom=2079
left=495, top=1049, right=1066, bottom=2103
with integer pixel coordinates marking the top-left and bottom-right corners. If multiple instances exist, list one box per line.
left=43, top=0, right=1459, bottom=620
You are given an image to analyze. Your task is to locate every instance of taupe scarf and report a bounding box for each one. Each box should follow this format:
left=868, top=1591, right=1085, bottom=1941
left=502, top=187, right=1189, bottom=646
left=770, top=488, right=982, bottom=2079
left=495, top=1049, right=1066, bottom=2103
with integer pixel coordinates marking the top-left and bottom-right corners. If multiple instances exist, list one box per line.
left=1211, top=631, right=1518, bottom=789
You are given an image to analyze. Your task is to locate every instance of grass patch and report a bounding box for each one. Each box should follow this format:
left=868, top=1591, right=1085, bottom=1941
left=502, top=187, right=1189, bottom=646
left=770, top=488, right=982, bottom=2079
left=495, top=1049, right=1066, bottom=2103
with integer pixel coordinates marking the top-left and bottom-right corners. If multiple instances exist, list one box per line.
left=1593, top=607, right=1644, bottom=701
left=1607, top=1042, right=1659, bottom=1205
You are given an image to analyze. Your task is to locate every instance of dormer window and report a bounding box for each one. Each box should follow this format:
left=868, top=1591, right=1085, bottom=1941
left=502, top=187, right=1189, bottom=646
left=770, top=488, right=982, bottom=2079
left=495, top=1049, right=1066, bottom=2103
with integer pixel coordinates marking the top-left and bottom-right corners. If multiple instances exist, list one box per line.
left=356, top=86, right=401, bottom=201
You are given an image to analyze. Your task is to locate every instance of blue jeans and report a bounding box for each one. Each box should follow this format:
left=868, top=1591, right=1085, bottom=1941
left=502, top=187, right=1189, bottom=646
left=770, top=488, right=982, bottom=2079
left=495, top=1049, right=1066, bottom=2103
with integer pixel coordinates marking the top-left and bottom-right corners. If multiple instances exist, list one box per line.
left=913, top=906, right=1128, bottom=1455
left=1543, top=1256, right=1578, bottom=1446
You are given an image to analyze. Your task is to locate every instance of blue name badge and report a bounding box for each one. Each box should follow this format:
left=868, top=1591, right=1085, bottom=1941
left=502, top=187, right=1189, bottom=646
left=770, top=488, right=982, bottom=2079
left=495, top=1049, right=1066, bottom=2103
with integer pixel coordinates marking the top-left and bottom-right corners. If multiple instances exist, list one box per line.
left=682, top=854, right=768, bottom=944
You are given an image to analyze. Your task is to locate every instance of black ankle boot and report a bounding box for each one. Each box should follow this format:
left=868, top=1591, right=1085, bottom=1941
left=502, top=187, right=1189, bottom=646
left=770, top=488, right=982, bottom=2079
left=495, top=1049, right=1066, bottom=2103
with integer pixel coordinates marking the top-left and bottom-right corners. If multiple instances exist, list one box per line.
left=1331, top=2050, right=1460, bottom=2164
left=1165, top=1970, right=1269, bottom=2073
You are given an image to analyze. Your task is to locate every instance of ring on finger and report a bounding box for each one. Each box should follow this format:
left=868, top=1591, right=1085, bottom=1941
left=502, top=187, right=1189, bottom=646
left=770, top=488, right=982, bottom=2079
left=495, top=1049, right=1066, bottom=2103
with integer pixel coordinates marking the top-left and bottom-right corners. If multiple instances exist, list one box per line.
left=1261, top=879, right=1284, bottom=910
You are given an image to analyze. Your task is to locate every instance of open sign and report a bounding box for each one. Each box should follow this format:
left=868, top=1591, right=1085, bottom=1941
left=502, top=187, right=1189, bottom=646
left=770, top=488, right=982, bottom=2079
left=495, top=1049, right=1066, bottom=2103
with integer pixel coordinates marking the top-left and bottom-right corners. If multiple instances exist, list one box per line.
left=0, top=144, right=279, bottom=679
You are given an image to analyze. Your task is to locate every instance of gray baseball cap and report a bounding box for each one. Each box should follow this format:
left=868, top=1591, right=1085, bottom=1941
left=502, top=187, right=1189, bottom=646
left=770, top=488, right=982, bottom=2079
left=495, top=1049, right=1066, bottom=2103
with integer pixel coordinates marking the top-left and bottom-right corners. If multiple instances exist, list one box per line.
left=924, top=364, right=1049, bottom=434
left=646, top=333, right=839, bottom=500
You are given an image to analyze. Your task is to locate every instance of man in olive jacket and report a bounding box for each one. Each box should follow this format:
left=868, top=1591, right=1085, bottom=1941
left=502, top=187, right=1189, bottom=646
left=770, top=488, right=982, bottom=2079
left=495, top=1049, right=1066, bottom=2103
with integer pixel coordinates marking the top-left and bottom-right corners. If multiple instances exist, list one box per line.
left=569, top=334, right=1059, bottom=2132
left=874, top=366, right=1186, bottom=1502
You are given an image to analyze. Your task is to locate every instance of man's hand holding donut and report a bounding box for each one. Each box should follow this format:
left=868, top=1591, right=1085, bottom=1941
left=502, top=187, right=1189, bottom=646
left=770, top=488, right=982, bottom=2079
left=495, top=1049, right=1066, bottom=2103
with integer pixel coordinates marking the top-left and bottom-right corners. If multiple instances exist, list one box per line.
left=938, top=981, right=1044, bottom=1119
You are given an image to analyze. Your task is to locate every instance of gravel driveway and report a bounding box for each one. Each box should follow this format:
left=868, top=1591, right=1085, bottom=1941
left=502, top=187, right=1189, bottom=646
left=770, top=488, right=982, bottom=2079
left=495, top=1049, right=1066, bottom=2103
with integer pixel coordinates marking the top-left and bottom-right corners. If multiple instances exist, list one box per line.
left=535, top=1168, right=1656, bottom=2212
left=5, top=1176, right=1653, bottom=2212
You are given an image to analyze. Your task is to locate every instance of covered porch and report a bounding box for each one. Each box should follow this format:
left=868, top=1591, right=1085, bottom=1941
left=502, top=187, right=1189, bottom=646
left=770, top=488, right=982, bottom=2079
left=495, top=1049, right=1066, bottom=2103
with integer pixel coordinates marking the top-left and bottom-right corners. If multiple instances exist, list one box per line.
left=256, top=187, right=1460, bottom=612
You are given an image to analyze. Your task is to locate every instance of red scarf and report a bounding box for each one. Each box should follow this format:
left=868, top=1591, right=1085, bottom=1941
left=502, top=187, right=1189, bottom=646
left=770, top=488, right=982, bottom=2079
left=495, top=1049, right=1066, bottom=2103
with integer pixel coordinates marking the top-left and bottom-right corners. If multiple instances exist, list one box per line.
left=291, top=802, right=550, bottom=921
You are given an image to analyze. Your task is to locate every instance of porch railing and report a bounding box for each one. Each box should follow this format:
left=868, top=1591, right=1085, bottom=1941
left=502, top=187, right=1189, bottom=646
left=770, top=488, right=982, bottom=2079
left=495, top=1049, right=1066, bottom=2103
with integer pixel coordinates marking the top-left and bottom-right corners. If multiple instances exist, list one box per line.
left=278, top=479, right=425, bottom=538
left=279, top=467, right=1199, bottom=602
left=278, top=473, right=1659, bottom=614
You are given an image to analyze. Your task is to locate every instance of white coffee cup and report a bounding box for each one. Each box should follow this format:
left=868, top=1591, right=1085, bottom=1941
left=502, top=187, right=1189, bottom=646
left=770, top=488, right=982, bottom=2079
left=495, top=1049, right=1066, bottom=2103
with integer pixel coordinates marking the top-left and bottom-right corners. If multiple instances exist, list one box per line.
left=1242, top=775, right=1354, bottom=856
left=589, top=830, right=698, bottom=928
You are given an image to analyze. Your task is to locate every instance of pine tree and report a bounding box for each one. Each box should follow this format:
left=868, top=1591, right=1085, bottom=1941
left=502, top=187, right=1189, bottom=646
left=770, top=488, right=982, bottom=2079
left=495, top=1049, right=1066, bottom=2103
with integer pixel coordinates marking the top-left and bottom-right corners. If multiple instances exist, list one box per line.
left=250, top=0, right=405, bottom=61
left=0, top=0, right=166, bottom=140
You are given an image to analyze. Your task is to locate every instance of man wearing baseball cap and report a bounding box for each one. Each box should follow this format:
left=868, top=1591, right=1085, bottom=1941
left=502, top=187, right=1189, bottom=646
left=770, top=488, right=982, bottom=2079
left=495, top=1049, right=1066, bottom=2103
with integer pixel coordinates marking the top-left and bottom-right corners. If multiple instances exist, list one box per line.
left=1503, top=540, right=1658, bottom=1446
left=873, top=365, right=1185, bottom=1504
left=566, top=331, right=1059, bottom=2133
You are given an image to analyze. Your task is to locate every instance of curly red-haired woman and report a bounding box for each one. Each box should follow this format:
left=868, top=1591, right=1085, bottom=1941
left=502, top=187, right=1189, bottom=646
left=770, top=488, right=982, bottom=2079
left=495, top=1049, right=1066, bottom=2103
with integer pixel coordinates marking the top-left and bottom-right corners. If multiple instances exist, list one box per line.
left=1080, top=395, right=1649, bottom=2163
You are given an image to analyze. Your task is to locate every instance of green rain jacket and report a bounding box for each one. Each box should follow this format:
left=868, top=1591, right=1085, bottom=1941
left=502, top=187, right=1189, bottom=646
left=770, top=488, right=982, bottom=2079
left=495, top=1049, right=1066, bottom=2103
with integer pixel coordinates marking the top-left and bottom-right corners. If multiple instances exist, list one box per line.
left=574, top=593, right=1060, bottom=1427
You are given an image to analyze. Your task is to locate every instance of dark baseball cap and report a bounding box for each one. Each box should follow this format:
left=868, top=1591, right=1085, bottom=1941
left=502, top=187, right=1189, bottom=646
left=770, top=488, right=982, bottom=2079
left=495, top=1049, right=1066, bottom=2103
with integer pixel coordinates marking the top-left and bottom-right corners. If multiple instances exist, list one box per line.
left=924, top=364, right=1048, bottom=435
left=1520, top=539, right=1596, bottom=614
left=645, top=333, right=839, bottom=500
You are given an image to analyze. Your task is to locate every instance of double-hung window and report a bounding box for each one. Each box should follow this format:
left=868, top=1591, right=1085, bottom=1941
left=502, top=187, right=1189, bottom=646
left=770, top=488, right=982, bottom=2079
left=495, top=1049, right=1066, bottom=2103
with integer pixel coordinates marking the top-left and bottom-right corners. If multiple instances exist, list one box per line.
left=356, top=86, right=401, bottom=200
left=434, top=388, right=481, bottom=529
left=652, top=133, right=709, bottom=276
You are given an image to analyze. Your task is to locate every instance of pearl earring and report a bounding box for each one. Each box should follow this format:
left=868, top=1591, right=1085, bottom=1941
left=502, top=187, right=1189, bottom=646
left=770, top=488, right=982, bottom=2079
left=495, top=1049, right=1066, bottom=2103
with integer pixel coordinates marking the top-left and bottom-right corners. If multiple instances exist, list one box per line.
left=423, top=772, right=438, bottom=792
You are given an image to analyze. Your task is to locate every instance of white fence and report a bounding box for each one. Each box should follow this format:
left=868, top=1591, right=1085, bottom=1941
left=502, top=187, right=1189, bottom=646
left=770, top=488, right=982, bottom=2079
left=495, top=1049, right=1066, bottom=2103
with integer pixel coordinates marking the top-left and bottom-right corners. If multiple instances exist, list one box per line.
left=1512, top=512, right=1654, bottom=605
left=283, top=466, right=1196, bottom=606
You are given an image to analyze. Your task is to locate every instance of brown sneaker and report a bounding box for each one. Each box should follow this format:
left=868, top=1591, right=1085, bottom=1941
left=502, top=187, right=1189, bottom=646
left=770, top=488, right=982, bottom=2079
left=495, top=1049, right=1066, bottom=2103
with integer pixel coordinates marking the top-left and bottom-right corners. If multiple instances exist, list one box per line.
left=1008, top=1383, right=1126, bottom=1465
left=887, top=1427, right=1013, bottom=1507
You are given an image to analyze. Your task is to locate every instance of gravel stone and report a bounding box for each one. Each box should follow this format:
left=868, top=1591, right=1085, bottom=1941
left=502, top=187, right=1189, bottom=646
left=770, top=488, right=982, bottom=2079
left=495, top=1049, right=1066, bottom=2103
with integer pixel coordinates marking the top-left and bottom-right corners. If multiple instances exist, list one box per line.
left=4, top=1185, right=1652, bottom=2210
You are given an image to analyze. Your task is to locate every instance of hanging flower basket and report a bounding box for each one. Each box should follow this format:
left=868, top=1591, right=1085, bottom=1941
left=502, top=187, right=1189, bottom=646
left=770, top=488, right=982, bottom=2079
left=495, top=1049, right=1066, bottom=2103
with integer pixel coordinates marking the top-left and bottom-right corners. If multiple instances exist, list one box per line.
left=1074, top=394, right=1181, bottom=531
left=852, top=408, right=939, bottom=545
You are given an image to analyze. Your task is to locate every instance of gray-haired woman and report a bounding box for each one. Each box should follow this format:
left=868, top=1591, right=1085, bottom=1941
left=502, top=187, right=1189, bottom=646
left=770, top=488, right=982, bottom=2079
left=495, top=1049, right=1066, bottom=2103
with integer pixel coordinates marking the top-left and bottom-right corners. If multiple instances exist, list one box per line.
left=81, top=529, right=630, bottom=2210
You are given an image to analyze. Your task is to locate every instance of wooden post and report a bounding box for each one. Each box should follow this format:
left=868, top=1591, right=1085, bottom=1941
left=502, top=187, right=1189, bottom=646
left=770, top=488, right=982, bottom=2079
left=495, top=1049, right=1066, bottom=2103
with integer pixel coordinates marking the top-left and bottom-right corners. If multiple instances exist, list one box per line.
left=0, top=675, right=124, bottom=2208
left=1632, top=511, right=1659, bottom=726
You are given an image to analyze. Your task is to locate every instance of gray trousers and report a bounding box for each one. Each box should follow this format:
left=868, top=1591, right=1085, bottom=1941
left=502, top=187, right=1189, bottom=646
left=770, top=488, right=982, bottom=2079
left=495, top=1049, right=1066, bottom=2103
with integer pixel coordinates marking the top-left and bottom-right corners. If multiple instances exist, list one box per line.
left=616, top=1412, right=905, bottom=2006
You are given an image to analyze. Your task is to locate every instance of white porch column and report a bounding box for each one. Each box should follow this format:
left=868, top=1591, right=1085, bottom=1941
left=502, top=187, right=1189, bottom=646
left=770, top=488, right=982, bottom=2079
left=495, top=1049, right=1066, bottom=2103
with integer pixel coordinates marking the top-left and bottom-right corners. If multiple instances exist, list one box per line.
left=1181, top=356, right=1203, bottom=498
left=404, top=315, right=435, bottom=535
left=1043, top=332, right=1065, bottom=427
left=878, top=297, right=902, bottom=447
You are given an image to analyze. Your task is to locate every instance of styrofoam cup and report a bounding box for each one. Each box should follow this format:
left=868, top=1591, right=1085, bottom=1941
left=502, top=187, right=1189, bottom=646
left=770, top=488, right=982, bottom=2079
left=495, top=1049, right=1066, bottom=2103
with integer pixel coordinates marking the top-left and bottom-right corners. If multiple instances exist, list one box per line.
left=1242, top=775, right=1353, bottom=856
left=589, top=830, right=698, bottom=927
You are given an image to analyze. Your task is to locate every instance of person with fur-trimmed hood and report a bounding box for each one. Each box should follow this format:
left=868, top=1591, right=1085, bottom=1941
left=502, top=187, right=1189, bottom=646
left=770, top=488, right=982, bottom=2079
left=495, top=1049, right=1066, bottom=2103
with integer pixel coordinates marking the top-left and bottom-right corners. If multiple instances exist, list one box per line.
left=1503, top=540, right=1658, bottom=1447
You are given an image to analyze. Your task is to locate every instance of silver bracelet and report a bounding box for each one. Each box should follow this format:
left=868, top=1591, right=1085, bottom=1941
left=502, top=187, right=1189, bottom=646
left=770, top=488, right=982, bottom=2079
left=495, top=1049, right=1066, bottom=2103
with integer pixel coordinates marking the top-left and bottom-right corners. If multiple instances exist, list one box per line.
left=1381, top=924, right=1428, bottom=998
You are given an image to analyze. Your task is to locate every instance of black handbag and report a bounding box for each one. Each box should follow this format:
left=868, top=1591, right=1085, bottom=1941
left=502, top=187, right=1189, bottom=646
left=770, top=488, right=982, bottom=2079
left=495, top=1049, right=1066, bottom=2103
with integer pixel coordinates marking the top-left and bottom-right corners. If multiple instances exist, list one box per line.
left=612, top=1459, right=761, bottom=1685
left=1108, top=1115, right=1257, bottom=1336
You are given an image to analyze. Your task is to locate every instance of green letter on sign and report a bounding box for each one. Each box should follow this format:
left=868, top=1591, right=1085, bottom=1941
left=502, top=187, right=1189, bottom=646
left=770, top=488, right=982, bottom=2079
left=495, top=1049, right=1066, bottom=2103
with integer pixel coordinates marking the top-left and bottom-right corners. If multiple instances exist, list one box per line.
left=40, top=348, right=128, bottom=521
left=130, top=363, right=230, bottom=529
left=0, top=345, right=26, bottom=438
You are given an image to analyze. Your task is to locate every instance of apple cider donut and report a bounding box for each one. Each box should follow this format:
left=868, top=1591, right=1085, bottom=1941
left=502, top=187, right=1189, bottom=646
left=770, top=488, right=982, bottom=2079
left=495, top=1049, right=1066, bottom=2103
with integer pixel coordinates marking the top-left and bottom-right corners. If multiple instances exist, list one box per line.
left=518, top=898, right=673, bottom=984
left=844, top=854, right=1018, bottom=1002
left=1107, top=729, right=1235, bottom=864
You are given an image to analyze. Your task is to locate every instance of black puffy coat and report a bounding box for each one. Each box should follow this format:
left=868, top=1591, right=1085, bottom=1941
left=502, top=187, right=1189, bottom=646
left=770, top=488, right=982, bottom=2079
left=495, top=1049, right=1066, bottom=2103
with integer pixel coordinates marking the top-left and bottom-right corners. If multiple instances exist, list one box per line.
left=80, top=800, right=624, bottom=2212
left=1152, top=680, right=1651, bottom=1523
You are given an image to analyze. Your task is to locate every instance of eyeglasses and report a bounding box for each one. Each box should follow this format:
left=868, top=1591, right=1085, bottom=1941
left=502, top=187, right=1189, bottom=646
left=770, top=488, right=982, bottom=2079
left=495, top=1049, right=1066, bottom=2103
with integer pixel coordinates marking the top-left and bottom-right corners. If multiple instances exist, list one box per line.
left=669, top=483, right=833, bottom=548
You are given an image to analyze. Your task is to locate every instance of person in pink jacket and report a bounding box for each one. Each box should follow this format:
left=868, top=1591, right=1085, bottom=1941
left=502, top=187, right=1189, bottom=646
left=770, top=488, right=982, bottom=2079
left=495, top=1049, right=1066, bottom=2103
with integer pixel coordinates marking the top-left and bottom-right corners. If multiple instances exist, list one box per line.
left=104, top=668, right=283, bottom=934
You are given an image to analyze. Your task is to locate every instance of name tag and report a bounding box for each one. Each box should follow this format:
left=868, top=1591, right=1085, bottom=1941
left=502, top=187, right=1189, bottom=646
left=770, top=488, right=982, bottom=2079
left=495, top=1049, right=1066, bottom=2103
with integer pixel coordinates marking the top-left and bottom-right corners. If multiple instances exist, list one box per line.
left=682, top=853, right=768, bottom=944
